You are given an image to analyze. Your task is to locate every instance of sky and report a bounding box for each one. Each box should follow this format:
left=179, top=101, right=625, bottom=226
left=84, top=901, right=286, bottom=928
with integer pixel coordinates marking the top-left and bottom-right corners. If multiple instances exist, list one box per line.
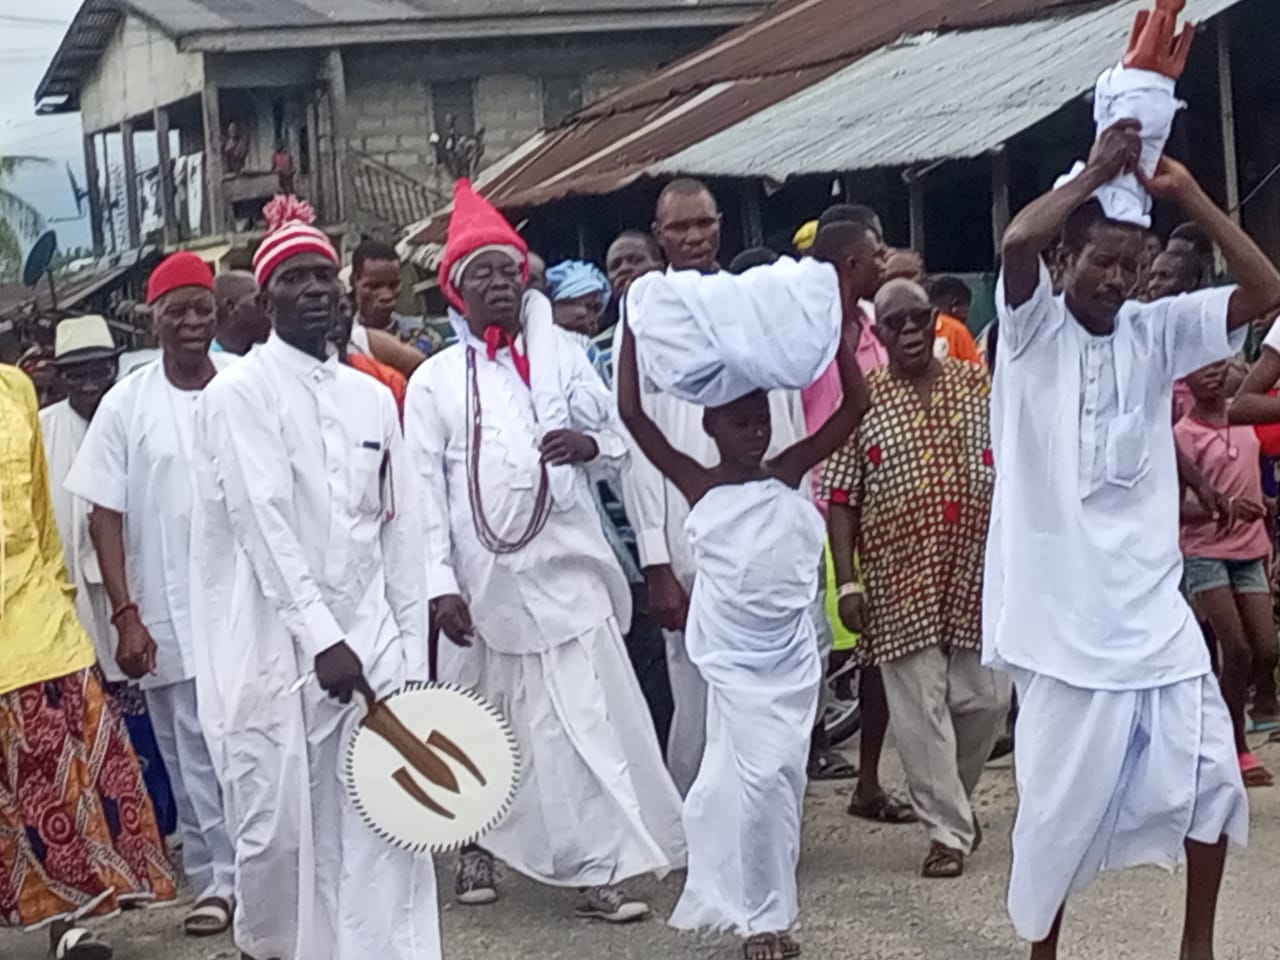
left=1, top=2, right=95, bottom=253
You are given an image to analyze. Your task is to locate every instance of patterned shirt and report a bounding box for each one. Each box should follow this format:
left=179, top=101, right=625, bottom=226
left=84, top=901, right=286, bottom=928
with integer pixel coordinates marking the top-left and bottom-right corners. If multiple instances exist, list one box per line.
left=819, top=359, right=994, bottom=665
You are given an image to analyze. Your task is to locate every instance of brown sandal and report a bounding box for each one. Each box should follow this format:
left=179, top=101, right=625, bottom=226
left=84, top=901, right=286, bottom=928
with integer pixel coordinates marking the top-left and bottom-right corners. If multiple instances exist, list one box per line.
left=921, top=841, right=965, bottom=879
left=779, top=933, right=802, bottom=958
left=744, top=933, right=787, bottom=960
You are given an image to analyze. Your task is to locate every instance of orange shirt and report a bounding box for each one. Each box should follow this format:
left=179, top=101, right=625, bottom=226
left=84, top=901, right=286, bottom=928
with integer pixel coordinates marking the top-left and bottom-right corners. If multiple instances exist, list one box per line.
left=348, top=353, right=407, bottom=420
left=936, top=313, right=982, bottom=366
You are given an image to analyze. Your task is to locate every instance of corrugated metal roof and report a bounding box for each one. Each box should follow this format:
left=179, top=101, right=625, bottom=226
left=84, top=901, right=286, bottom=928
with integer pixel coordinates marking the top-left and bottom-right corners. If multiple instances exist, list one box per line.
left=659, top=0, right=1245, bottom=178
left=453, top=0, right=1106, bottom=219
left=409, top=0, right=1233, bottom=241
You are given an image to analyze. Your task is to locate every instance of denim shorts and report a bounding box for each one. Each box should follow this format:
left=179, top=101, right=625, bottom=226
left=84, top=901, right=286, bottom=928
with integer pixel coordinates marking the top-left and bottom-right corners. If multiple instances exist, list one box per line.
left=1183, top=556, right=1270, bottom=596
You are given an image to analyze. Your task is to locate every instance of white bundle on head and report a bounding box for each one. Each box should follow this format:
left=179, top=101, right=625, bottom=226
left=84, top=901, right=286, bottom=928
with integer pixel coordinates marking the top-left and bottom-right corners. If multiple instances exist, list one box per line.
left=627, top=257, right=842, bottom=407
left=1056, top=65, right=1183, bottom=227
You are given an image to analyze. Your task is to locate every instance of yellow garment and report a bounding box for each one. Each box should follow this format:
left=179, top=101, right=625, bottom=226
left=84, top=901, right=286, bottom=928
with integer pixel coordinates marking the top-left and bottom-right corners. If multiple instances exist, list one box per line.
left=0, top=365, right=94, bottom=695
left=793, top=220, right=819, bottom=253
left=823, top=539, right=859, bottom=652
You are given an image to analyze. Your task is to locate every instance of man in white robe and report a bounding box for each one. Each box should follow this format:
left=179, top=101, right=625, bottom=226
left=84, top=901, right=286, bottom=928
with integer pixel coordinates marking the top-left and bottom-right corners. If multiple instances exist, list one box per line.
left=987, top=122, right=1280, bottom=959
left=65, top=254, right=237, bottom=938
left=619, top=179, right=804, bottom=794
left=189, top=199, right=440, bottom=960
left=405, top=179, right=683, bottom=922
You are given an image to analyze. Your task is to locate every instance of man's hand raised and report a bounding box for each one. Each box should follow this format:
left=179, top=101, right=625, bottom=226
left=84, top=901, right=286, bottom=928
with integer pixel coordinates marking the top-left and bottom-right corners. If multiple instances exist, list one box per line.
left=1087, top=119, right=1143, bottom=181
left=1138, top=155, right=1202, bottom=205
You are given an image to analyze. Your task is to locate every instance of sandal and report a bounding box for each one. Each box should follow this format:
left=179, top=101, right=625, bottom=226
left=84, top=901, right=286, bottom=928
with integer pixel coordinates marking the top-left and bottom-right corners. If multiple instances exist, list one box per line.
left=184, top=896, right=233, bottom=937
left=744, top=933, right=787, bottom=960
left=921, top=841, right=965, bottom=879
left=847, top=789, right=918, bottom=824
left=50, top=921, right=113, bottom=960
left=808, top=749, right=856, bottom=781
left=1240, top=752, right=1274, bottom=788
left=779, top=933, right=802, bottom=958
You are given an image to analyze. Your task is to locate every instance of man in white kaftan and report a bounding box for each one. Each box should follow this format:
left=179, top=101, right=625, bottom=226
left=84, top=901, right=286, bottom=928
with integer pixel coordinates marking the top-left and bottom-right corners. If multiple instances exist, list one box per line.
left=985, top=125, right=1279, bottom=958
left=406, top=179, right=683, bottom=921
left=189, top=205, right=440, bottom=960
left=65, top=258, right=237, bottom=936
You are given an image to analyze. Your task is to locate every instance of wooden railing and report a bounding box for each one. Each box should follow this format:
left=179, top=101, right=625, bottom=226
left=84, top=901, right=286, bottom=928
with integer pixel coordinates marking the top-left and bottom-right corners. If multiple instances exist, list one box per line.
left=350, top=153, right=447, bottom=232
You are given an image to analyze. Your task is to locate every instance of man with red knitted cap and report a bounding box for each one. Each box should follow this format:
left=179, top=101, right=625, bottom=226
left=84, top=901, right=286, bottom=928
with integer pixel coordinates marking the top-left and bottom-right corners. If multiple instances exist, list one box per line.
left=403, top=180, right=684, bottom=921
left=65, top=251, right=238, bottom=939
left=189, top=196, right=440, bottom=960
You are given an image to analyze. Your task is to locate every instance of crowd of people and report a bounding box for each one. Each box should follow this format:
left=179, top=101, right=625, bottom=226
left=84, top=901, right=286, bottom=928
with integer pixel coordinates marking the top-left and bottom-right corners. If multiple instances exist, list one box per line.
left=3, top=117, right=1280, bottom=960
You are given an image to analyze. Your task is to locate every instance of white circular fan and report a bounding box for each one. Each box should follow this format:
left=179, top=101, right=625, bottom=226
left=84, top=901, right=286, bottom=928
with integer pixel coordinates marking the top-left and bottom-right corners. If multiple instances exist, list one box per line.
left=344, top=681, right=520, bottom=854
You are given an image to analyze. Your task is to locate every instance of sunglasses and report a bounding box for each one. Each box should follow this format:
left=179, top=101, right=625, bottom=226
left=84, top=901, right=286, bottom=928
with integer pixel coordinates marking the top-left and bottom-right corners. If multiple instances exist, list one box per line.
left=879, top=307, right=935, bottom=334
left=59, top=361, right=118, bottom=383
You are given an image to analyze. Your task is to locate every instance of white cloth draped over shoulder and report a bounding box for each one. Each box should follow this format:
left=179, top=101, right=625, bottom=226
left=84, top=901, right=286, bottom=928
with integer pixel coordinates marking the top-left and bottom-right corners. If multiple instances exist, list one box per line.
left=189, top=334, right=437, bottom=960
left=40, top=400, right=122, bottom=683
left=670, top=479, right=825, bottom=936
left=1056, top=65, right=1181, bottom=227
left=627, top=257, right=842, bottom=406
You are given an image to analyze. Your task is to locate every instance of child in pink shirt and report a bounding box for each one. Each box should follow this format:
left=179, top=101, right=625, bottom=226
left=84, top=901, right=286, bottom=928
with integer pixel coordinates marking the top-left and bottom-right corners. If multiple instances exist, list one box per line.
left=1176, top=359, right=1280, bottom=787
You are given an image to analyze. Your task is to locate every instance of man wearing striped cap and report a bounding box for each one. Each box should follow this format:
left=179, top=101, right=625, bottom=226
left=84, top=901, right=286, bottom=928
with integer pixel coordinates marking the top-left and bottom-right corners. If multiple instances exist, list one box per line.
left=188, top=196, right=440, bottom=960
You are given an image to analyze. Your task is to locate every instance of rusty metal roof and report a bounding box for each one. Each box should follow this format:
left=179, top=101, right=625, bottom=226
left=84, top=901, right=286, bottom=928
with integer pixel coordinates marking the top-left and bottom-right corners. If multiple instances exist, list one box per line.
left=408, top=0, right=1115, bottom=238
left=657, top=0, right=1243, bottom=178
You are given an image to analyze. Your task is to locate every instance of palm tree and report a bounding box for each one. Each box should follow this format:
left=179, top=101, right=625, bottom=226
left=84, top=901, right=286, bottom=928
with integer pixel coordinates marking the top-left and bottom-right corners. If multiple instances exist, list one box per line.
left=0, top=155, right=51, bottom=282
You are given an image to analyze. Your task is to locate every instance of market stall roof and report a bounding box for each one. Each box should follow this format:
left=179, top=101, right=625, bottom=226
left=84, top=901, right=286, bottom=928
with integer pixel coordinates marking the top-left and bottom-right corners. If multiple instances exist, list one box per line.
left=407, top=0, right=1236, bottom=242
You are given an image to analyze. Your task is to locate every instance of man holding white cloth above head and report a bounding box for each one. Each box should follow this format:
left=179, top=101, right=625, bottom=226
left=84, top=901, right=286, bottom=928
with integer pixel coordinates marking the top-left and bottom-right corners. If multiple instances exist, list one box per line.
left=986, top=6, right=1280, bottom=955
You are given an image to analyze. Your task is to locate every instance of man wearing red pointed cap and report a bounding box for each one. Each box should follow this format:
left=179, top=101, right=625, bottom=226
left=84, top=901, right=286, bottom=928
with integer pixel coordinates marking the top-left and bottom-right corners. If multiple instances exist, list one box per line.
left=189, top=196, right=440, bottom=960
left=65, top=251, right=238, bottom=939
left=404, top=181, right=684, bottom=920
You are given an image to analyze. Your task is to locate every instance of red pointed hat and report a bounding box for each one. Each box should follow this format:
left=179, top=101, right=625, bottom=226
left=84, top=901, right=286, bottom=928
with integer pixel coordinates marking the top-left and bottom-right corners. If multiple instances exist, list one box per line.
left=438, top=179, right=529, bottom=311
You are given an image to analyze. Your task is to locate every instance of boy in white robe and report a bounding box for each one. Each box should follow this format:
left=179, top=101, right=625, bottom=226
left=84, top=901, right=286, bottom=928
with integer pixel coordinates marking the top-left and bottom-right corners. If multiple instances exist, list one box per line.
left=189, top=196, right=440, bottom=960
left=404, top=180, right=684, bottom=922
left=617, top=221, right=870, bottom=960
left=65, top=254, right=238, bottom=938
left=987, top=120, right=1280, bottom=959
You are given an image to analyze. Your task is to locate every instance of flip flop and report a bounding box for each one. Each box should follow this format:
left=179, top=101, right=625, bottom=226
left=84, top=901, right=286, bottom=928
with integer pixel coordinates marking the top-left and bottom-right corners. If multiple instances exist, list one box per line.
left=808, top=750, right=856, bottom=781
left=51, top=924, right=113, bottom=960
left=184, top=896, right=233, bottom=937
left=847, top=789, right=918, bottom=824
left=1240, top=752, right=1274, bottom=788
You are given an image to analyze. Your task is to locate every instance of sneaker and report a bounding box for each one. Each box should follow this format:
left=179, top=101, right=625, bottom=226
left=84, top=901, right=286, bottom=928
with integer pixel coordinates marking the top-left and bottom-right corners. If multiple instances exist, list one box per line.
left=455, top=848, right=498, bottom=905
left=49, top=920, right=113, bottom=960
left=576, top=885, right=650, bottom=923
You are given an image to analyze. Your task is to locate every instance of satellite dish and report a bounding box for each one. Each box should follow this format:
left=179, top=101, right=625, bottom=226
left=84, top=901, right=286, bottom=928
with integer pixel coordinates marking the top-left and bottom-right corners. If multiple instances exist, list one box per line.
left=22, top=231, right=60, bottom=311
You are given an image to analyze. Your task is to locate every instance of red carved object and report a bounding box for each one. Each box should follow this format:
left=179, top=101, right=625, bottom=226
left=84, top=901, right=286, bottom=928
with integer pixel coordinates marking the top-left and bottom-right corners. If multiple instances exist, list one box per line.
left=1123, top=0, right=1195, bottom=79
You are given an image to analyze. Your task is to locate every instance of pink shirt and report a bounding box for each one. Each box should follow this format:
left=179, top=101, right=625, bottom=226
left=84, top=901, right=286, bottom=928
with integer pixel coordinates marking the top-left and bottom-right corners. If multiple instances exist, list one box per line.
left=802, top=303, right=886, bottom=434
left=1175, top=413, right=1271, bottom=561
left=803, top=303, right=887, bottom=512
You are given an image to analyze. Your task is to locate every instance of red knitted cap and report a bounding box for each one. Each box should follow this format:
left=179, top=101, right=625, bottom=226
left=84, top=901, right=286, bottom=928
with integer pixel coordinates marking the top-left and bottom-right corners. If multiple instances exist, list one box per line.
left=438, top=179, right=529, bottom=311
left=253, top=195, right=338, bottom=287
left=146, top=252, right=214, bottom=305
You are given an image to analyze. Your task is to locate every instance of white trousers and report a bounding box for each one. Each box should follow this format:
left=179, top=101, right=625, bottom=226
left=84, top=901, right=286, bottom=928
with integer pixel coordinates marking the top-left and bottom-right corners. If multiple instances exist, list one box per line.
left=221, top=647, right=441, bottom=960
left=444, top=618, right=686, bottom=887
left=1007, top=670, right=1249, bottom=942
left=880, top=647, right=1010, bottom=852
left=145, top=678, right=235, bottom=902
